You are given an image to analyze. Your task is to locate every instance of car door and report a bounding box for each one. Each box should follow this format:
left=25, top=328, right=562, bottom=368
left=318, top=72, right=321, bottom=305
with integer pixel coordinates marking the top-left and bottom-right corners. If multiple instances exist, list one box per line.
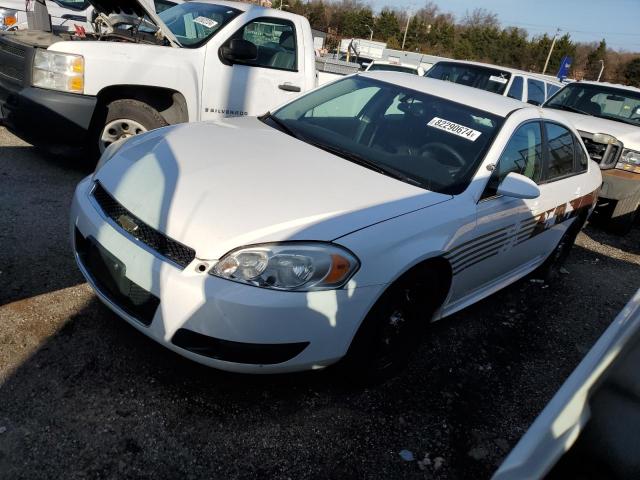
left=449, top=120, right=557, bottom=298
left=201, top=16, right=307, bottom=121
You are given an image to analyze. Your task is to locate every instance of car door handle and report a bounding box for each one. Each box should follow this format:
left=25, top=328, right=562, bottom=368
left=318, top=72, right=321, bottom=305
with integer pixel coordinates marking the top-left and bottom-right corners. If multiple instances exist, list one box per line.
left=278, top=83, right=301, bottom=92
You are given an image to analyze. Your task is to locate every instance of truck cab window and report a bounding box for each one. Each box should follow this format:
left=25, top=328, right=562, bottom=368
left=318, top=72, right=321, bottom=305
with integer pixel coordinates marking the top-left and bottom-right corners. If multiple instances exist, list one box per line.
left=507, top=76, right=523, bottom=101
left=527, top=79, right=545, bottom=105
left=232, top=19, right=297, bottom=71
left=483, top=122, right=543, bottom=198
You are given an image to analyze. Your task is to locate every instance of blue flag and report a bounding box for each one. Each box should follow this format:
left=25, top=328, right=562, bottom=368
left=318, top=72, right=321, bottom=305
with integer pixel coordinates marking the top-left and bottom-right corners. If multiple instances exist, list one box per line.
left=557, top=56, right=572, bottom=81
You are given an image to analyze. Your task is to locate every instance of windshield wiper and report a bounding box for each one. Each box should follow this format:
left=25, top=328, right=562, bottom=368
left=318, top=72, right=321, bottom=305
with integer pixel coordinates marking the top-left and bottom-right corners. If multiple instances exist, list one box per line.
left=309, top=141, right=426, bottom=188
left=547, top=104, right=588, bottom=115
left=260, top=112, right=303, bottom=140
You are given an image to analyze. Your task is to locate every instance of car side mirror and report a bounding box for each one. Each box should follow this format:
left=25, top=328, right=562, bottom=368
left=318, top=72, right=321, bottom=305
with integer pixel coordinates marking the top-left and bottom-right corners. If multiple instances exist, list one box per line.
left=221, top=39, right=257, bottom=64
left=497, top=172, right=540, bottom=199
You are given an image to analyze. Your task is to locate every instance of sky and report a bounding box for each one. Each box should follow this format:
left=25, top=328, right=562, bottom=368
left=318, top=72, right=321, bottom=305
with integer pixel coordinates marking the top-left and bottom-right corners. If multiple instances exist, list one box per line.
left=368, top=0, right=640, bottom=51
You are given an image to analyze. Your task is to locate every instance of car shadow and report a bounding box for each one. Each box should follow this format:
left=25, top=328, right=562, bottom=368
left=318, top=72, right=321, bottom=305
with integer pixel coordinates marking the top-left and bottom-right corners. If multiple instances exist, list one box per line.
left=581, top=220, right=640, bottom=256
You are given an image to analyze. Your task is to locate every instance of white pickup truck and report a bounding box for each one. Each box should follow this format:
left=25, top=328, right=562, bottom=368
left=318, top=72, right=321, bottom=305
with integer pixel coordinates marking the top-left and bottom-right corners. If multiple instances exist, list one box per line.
left=0, top=0, right=318, bottom=156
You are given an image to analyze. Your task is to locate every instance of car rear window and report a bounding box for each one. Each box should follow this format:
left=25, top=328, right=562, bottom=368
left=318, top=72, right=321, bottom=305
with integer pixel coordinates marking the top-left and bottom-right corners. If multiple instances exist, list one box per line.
left=426, top=62, right=511, bottom=95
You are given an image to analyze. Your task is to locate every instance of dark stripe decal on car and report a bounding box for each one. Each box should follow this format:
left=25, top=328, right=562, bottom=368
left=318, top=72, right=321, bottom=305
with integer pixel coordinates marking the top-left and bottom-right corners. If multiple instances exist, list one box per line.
left=446, top=190, right=597, bottom=276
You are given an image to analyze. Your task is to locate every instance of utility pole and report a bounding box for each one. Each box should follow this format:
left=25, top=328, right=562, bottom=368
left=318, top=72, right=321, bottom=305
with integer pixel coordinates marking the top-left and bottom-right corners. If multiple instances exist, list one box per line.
left=542, top=28, right=561, bottom=75
left=365, top=24, right=373, bottom=41
left=597, top=59, right=605, bottom=81
left=402, top=13, right=412, bottom=51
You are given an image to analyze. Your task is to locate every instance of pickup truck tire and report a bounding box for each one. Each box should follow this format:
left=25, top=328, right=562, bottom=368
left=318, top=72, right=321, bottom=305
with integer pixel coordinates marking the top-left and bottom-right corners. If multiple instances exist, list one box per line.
left=97, top=99, right=168, bottom=155
left=607, top=195, right=640, bottom=235
left=339, top=268, right=438, bottom=384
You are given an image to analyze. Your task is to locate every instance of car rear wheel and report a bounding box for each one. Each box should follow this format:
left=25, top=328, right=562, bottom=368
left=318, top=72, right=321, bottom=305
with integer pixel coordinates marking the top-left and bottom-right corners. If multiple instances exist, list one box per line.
left=97, top=99, right=168, bottom=156
left=339, top=269, right=440, bottom=383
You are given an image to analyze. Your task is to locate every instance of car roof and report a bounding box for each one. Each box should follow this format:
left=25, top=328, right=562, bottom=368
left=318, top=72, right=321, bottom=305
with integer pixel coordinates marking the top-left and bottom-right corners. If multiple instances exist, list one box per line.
left=360, top=71, right=533, bottom=117
left=575, top=80, right=640, bottom=94
left=431, top=59, right=564, bottom=86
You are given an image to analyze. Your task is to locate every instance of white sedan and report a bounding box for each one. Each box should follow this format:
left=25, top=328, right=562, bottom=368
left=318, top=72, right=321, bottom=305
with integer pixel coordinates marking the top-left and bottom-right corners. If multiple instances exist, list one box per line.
left=70, top=72, right=602, bottom=379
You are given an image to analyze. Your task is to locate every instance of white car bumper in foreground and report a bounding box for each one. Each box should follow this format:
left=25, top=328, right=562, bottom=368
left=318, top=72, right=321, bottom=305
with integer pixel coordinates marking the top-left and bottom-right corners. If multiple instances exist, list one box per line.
left=70, top=176, right=383, bottom=374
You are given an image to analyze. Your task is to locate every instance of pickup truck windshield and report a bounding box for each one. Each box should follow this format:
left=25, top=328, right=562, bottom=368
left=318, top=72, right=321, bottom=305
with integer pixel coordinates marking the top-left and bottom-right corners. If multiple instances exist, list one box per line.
left=159, top=3, right=241, bottom=48
left=545, top=83, right=640, bottom=127
left=269, top=76, right=503, bottom=195
left=426, top=62, right=511, bottom=94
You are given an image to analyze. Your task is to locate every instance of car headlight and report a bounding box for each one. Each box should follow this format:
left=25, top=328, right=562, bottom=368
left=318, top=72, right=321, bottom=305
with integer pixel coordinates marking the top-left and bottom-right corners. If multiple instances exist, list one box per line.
left=616, top=148, right=640, bottom=174
left=0, top=8, right=18, bottom=29
left=210, top=243, right=360, bottom=291
left=94, top=138, right=128, bottom=173
left=32, top=50, right=84, bottom=94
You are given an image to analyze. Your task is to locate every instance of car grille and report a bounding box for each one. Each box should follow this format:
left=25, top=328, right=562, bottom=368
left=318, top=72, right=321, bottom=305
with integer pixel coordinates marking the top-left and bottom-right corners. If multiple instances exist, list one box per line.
left=0, top=38, right=26, bottom=83
left=92, top=182, right=196, bottom=269
left=581, top=136, right=621, bottom=167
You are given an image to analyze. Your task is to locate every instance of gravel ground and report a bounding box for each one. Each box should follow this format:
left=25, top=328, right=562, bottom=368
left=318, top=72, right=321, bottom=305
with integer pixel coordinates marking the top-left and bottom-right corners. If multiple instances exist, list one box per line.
left=1, top=126, right=639, bottom=479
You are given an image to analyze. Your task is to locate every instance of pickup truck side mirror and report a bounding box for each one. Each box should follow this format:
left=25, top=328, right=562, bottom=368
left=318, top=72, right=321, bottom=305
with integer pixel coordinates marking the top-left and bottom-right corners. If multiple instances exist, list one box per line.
left=221, top=39, right=258, bottom=64
left=497, top=172, right=541, bottom=199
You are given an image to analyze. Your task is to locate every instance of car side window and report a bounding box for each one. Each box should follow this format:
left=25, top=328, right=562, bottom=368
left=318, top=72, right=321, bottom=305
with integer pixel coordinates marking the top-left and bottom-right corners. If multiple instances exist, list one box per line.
left=507, top=76, right=523, bottom=101
left=229, top=18, right=297, bottom=71
left=545, top=122, right=576, bottom=180
left=574, top=136, right=589, bottom=172
left=483, top=122, right=543, bottom=198
left=527, top=79, right=545, bottom=105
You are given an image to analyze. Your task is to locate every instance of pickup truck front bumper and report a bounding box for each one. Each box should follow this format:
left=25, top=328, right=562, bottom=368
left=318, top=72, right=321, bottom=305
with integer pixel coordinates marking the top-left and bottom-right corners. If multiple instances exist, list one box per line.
left=600, top=169, right=640, bottom=202
left=0, top=79, right=97, bottom=152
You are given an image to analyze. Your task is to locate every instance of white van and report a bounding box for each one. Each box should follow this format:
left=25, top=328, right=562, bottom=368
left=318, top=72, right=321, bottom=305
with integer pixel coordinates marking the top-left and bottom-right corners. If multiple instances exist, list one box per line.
left=426, top=60, right=564, bottom=105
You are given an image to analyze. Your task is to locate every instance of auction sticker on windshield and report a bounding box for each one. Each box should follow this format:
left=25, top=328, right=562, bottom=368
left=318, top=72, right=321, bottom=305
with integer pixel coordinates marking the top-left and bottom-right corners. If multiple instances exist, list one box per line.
left=427, top=117, right=482, bottom=141
left=194, top=16, right=219, bottom=29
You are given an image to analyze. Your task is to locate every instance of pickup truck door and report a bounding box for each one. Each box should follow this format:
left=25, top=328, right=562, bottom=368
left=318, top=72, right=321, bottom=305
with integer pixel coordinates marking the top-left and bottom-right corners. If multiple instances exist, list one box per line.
left=201, top=16, right=307, bottom=120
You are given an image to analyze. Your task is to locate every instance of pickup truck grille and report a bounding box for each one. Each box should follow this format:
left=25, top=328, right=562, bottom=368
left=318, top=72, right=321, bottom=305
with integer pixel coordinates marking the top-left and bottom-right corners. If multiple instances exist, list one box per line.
left=92, top=182, right=196, bottom=269
left=580, top=134, right=621, bottom=168
left=0, top=36, right=27, bottom=83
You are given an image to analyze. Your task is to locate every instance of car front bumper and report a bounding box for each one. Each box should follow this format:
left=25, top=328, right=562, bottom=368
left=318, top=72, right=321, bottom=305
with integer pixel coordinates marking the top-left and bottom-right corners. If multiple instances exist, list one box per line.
left=70, top=176, right=383, bottom=374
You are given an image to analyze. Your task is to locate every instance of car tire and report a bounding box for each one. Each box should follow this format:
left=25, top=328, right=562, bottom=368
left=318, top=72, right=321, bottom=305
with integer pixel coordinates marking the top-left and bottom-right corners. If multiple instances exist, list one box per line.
left=607, top=195, right=640, bottom=236
left=533, top=213, right=586, bottom=281
left=93, top=99, right=168, bottom=159
left=339, top=268, right=441, bottom=384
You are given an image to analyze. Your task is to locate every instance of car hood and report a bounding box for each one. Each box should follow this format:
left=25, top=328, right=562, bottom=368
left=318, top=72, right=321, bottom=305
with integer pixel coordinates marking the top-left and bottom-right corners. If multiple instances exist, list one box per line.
left=95, top=117, right=452, bottom=260
left=87, top=0, right=180, bottom=46
left=548, top=110, right=640, bottom=148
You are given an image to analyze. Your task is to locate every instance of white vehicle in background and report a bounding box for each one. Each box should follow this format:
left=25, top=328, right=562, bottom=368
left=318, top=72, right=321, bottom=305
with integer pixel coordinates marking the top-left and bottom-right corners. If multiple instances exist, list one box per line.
left=426, top=60, right=564, bottom=105
left=365, top=60, right=425, bottom=76
left=0, top=0, right=317, bottom=157
left=544, top=81, right=640, bottom=234
left=71, top=73, right=601, bottom=379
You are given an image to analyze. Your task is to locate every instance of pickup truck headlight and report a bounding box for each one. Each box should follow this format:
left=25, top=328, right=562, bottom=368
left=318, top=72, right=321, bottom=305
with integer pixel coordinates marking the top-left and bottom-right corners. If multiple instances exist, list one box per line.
left=0, top=8, right=18, bottom=29
left=616, top=149, right=640, bottom=174
left=32, top=50, right=84, bottom=94
left=211, top=243, right=359, bottom=291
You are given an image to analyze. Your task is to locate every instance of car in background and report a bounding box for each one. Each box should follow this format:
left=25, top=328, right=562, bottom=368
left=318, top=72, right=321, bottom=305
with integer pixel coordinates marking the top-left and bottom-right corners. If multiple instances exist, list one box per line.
left=71, top=73, right=601, bottom=379
left=426, top=60, right=563, bottom=105
left=544, top=81, right=640, bottom=234
left=365, top=60, right=425, bottom=76
left=493, top=288, right=640, bottom=480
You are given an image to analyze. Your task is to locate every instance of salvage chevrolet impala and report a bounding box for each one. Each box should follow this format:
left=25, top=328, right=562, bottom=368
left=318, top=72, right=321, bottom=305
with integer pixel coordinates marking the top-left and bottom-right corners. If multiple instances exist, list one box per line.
left=70, top=73, right=602, bottom=379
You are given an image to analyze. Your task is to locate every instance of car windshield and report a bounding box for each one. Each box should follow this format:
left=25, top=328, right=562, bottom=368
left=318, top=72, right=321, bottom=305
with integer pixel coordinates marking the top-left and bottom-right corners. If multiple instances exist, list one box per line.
left=426, top=62, right=511, bottom=94
left=159, top=3, right=241, bottom=48
left=369, top=64, right=418, bottom=75
left=545, top=83, right=640, bottom=127
left=267, top=76, right=504, bottom=195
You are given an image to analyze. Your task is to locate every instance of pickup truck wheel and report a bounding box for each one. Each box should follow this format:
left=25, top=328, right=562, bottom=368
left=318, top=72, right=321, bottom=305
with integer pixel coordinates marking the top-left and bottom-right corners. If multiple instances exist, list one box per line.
left=339, top=269, right=437, bottom=384
left=98, top=99, right=168, bottom=155
left=607, top=195, right=640, bottom=235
